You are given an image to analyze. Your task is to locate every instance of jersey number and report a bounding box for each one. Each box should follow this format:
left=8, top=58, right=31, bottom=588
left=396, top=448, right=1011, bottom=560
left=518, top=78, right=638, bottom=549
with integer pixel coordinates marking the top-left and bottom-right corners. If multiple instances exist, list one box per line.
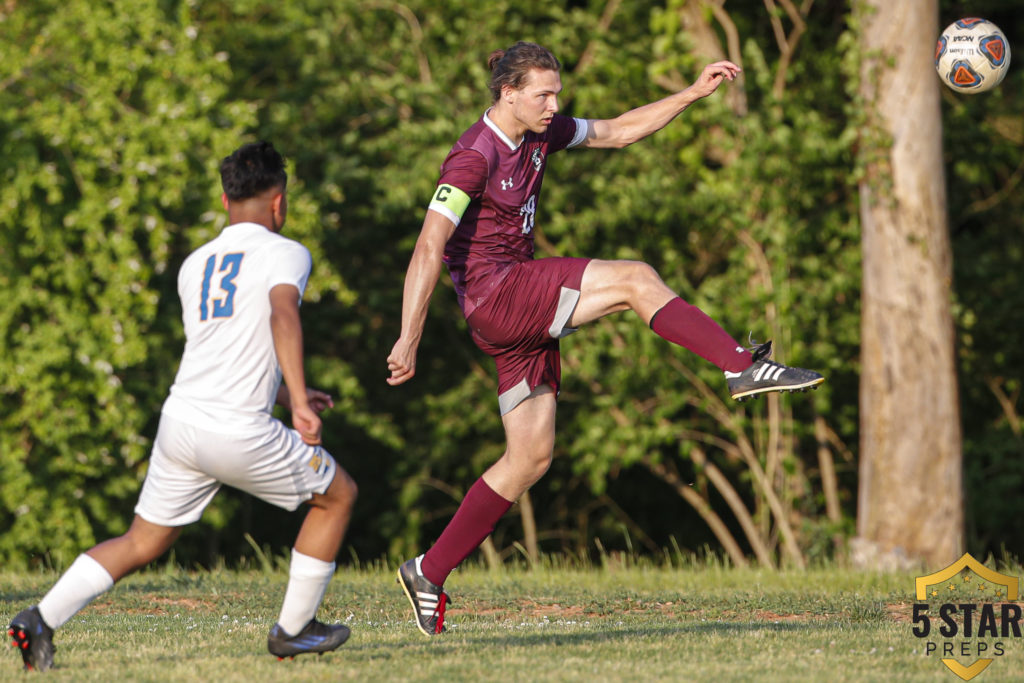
left=199, top=252, right=244, bottom=321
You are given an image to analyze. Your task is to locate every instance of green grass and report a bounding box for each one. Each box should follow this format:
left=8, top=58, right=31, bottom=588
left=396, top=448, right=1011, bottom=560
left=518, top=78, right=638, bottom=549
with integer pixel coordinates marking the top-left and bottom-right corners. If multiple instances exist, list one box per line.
left=3, top=561, right=1023, bottom=681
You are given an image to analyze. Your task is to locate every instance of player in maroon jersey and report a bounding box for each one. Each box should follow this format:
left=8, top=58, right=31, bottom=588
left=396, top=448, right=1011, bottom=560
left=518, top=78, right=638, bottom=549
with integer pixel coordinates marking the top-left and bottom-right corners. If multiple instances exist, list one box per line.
left=388, top=42, right=823, bottom=636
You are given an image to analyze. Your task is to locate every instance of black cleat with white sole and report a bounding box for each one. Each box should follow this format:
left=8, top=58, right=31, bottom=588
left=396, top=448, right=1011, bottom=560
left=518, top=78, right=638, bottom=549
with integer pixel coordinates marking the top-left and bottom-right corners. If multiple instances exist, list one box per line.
left=726, top=340, right=824, bottom=401
left=8, top=606, right=55, bottom=672
left=267, top=619, right=350, bottom=659
left=397, top=556, right=450, bottom=636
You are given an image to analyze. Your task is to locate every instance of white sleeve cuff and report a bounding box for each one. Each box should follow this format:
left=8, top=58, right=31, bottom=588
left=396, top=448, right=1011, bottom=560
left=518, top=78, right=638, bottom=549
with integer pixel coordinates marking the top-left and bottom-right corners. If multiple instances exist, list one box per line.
left=568, top=117, right=589, bottom=148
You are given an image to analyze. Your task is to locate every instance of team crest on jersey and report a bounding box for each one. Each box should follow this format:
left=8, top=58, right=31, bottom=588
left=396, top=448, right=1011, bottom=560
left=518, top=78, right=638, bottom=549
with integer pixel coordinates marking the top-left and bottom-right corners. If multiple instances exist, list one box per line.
left=519, top=194, right=537, bottom=234
left=531, top=147, right=544, bottom=172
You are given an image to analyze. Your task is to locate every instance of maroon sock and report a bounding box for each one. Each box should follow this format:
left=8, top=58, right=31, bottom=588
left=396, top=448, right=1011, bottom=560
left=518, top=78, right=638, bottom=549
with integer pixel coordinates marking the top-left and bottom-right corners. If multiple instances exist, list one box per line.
left=649, top=297, right=752, bottom=372
left=420, top=477, right=513, bottom=586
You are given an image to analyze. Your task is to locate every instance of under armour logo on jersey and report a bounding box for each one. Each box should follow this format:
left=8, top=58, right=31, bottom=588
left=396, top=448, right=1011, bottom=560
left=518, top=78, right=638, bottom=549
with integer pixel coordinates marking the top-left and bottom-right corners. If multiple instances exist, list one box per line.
left=531, top=147, right=544, bottom=172
left=500, top=177, right=514, bottom=190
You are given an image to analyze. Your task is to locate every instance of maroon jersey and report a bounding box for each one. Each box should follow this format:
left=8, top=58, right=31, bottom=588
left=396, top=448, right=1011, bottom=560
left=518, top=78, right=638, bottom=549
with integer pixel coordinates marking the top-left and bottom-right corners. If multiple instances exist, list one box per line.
left=434, top=111, right=587, bottom=317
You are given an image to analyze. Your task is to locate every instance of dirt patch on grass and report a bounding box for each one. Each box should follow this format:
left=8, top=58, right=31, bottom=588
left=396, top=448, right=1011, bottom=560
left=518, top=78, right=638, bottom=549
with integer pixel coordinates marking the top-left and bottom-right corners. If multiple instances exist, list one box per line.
left=519, top=599, right=684, bottom=618
left=682, top=608, right=836, bottom=623
left=887, top=602, right=913, bottom=623
left=469, top=601, right=591, bottom=618
left=458, top=599, right=831, bottom=623
left=750, top=610, right=821, bottom=622
left=85, top=595, right=216, bottom=615
left=526, top=603, right=587, bottom=618
left=149, top=596, right=215, bottom=611
left=887, top=601, right=1024, bottom=624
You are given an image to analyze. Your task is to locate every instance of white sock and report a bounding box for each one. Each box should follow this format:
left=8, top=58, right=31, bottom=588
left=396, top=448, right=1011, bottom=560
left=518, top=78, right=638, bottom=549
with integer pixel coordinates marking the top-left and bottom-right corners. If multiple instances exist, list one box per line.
left=37, top=554, right=115, bottom=629
left=277, top=549, right=336, bottom=636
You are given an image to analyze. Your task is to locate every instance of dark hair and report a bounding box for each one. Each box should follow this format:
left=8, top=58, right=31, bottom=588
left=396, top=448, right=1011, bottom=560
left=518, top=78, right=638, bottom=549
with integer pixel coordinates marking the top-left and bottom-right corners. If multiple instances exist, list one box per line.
left=219, top=141, right=287, bottom=201
left=487, top=41, right=561, bottom=102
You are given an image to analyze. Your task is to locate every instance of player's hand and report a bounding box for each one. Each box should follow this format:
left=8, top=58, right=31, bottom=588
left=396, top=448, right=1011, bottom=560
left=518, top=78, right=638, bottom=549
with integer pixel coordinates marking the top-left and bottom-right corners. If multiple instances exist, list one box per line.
left=386, top=338, right=417, bottom=386
left=292, top=404, right=324, bottom=445
left=306, top=388, right=334, bottom=414
left=689, top=60, right=741, bottom=99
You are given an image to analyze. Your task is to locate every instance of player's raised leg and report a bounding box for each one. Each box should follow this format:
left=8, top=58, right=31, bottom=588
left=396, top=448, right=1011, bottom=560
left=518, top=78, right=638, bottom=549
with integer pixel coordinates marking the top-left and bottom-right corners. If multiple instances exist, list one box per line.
left=570, top=258, right=823, bottom=399
left=399, top=386, right=557, bottom=636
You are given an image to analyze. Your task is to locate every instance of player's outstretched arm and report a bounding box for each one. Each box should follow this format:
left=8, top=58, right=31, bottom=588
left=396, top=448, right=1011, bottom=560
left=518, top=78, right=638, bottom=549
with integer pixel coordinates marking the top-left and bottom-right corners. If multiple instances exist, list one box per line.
left=387, top=210, right=457, bottom=386
left=581, top=60, right=741, bottom=149
left=270, top=283, right=323, bottom=445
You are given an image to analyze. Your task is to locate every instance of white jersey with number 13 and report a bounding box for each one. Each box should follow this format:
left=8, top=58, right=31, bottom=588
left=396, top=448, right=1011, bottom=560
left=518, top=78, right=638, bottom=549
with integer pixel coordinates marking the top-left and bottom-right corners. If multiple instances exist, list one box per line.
left=161, top=221, right=312, bottom=434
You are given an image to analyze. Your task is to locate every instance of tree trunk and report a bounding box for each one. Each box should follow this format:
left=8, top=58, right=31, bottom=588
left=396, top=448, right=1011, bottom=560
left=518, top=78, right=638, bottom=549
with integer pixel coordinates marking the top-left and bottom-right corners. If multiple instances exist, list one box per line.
left=853, top=0, right=963, bottom=568
left=518, top=490, right=540, bottom=566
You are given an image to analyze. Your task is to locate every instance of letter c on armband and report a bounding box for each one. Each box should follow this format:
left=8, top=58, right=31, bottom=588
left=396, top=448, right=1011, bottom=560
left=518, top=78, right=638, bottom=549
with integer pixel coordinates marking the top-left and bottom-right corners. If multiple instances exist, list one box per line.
left=427, top=183, right=471, bottom=226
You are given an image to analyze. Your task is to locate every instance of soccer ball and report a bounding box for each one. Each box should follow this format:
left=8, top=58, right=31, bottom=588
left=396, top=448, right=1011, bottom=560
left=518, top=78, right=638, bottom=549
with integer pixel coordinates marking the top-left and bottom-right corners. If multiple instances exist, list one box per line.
left=935, top=17, right=1011, bottom=93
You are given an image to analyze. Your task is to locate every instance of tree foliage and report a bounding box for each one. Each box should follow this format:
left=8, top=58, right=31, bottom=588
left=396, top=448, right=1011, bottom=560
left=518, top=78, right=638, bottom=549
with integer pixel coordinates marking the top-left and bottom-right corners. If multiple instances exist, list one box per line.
left=0, top=0, right=254, bottom=564
left=1, top=0, right=1021, bottom=569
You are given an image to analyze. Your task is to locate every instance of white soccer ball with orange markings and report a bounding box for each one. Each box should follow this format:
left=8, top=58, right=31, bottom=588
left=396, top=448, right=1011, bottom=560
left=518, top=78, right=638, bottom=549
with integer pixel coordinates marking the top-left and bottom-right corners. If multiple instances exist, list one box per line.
left=935, top=18, right=1010, bottom=94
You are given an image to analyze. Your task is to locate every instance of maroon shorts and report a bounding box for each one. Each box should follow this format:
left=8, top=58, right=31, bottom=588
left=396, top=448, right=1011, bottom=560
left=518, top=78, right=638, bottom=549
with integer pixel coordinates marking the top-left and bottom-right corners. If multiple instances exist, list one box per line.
left=466, top=257, right=590, bottom=415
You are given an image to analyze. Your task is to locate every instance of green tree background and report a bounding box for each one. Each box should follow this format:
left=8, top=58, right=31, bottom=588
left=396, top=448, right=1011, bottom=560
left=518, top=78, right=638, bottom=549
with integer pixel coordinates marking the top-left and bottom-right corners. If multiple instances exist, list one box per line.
left=1, top=0, right=1020, bottom=568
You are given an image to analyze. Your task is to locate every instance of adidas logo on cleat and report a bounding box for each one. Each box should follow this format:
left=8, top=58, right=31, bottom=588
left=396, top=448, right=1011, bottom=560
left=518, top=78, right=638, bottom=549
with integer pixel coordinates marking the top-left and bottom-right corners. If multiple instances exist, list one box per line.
left=726, top=340, right=825, bottom=401
left=397, top=556, right=451, bottom=636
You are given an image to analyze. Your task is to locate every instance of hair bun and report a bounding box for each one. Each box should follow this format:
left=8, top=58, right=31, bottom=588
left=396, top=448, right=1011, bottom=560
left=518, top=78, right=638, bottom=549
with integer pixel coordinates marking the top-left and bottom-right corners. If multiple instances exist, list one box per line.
left=487, top=50, right=506, bottom=71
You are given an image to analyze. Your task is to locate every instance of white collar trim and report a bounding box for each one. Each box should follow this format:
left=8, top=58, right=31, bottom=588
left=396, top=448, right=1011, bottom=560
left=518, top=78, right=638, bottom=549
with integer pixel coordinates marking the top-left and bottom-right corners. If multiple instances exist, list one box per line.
left=483, top=109, right=521, bottom=151
left=226, top=221, right=268, bottom=231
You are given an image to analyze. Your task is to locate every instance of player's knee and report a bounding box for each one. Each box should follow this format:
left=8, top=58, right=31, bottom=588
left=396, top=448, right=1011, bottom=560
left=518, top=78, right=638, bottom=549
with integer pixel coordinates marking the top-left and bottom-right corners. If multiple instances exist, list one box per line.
left=340, top=472, right=358, bottom=508
left=536, top=453, right=554, bottom=480
left=327, top=469, right=358, bottom=511
left=524, top=448, right=554, bottom=484
left=611, top=260, right=661, bottom=301
left=631, top=261, right=663, bottom=292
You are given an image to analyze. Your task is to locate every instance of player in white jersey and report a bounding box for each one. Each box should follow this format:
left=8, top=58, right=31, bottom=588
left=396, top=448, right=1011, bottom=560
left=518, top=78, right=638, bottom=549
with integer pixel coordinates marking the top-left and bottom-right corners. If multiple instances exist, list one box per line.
left=8, top=142, right=357, bottom=671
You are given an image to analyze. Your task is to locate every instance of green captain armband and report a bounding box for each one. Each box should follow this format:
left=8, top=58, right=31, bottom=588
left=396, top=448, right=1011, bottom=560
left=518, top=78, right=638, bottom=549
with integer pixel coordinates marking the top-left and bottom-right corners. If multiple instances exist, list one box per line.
left=427, top=183, right=471, bottom=225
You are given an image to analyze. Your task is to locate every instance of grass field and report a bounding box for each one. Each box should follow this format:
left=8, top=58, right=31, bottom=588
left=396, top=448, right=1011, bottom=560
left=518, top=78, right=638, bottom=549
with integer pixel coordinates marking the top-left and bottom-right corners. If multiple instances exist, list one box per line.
left=3, top=558, right=1024, bottom=682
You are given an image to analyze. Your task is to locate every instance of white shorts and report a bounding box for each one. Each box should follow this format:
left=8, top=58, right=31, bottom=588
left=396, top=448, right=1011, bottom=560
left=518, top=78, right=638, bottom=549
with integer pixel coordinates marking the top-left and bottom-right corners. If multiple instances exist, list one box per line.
left=135, top=412, right=337, bottom=527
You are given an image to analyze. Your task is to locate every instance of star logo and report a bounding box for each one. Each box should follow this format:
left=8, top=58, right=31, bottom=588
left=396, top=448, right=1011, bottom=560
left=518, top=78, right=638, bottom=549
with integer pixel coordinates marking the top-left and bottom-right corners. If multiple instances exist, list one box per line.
left=913, top=553, right=1021, bottom=681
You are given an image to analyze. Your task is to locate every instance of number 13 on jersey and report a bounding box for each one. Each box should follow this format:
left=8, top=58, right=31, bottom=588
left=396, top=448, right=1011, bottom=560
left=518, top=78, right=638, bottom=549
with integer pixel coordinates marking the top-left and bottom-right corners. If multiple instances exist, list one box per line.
left=199, top=252, right=244, bottom=321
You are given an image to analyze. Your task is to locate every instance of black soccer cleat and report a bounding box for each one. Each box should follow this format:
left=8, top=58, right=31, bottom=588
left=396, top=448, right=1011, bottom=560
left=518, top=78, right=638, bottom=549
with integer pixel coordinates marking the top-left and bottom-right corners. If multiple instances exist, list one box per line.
left=8, top=606, right=55, bottom=672
left=726, top=340, right=824, bottom=401
left=266, top=618, right=350, bottom=659
left=397, top=556, right=450, bottom=636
